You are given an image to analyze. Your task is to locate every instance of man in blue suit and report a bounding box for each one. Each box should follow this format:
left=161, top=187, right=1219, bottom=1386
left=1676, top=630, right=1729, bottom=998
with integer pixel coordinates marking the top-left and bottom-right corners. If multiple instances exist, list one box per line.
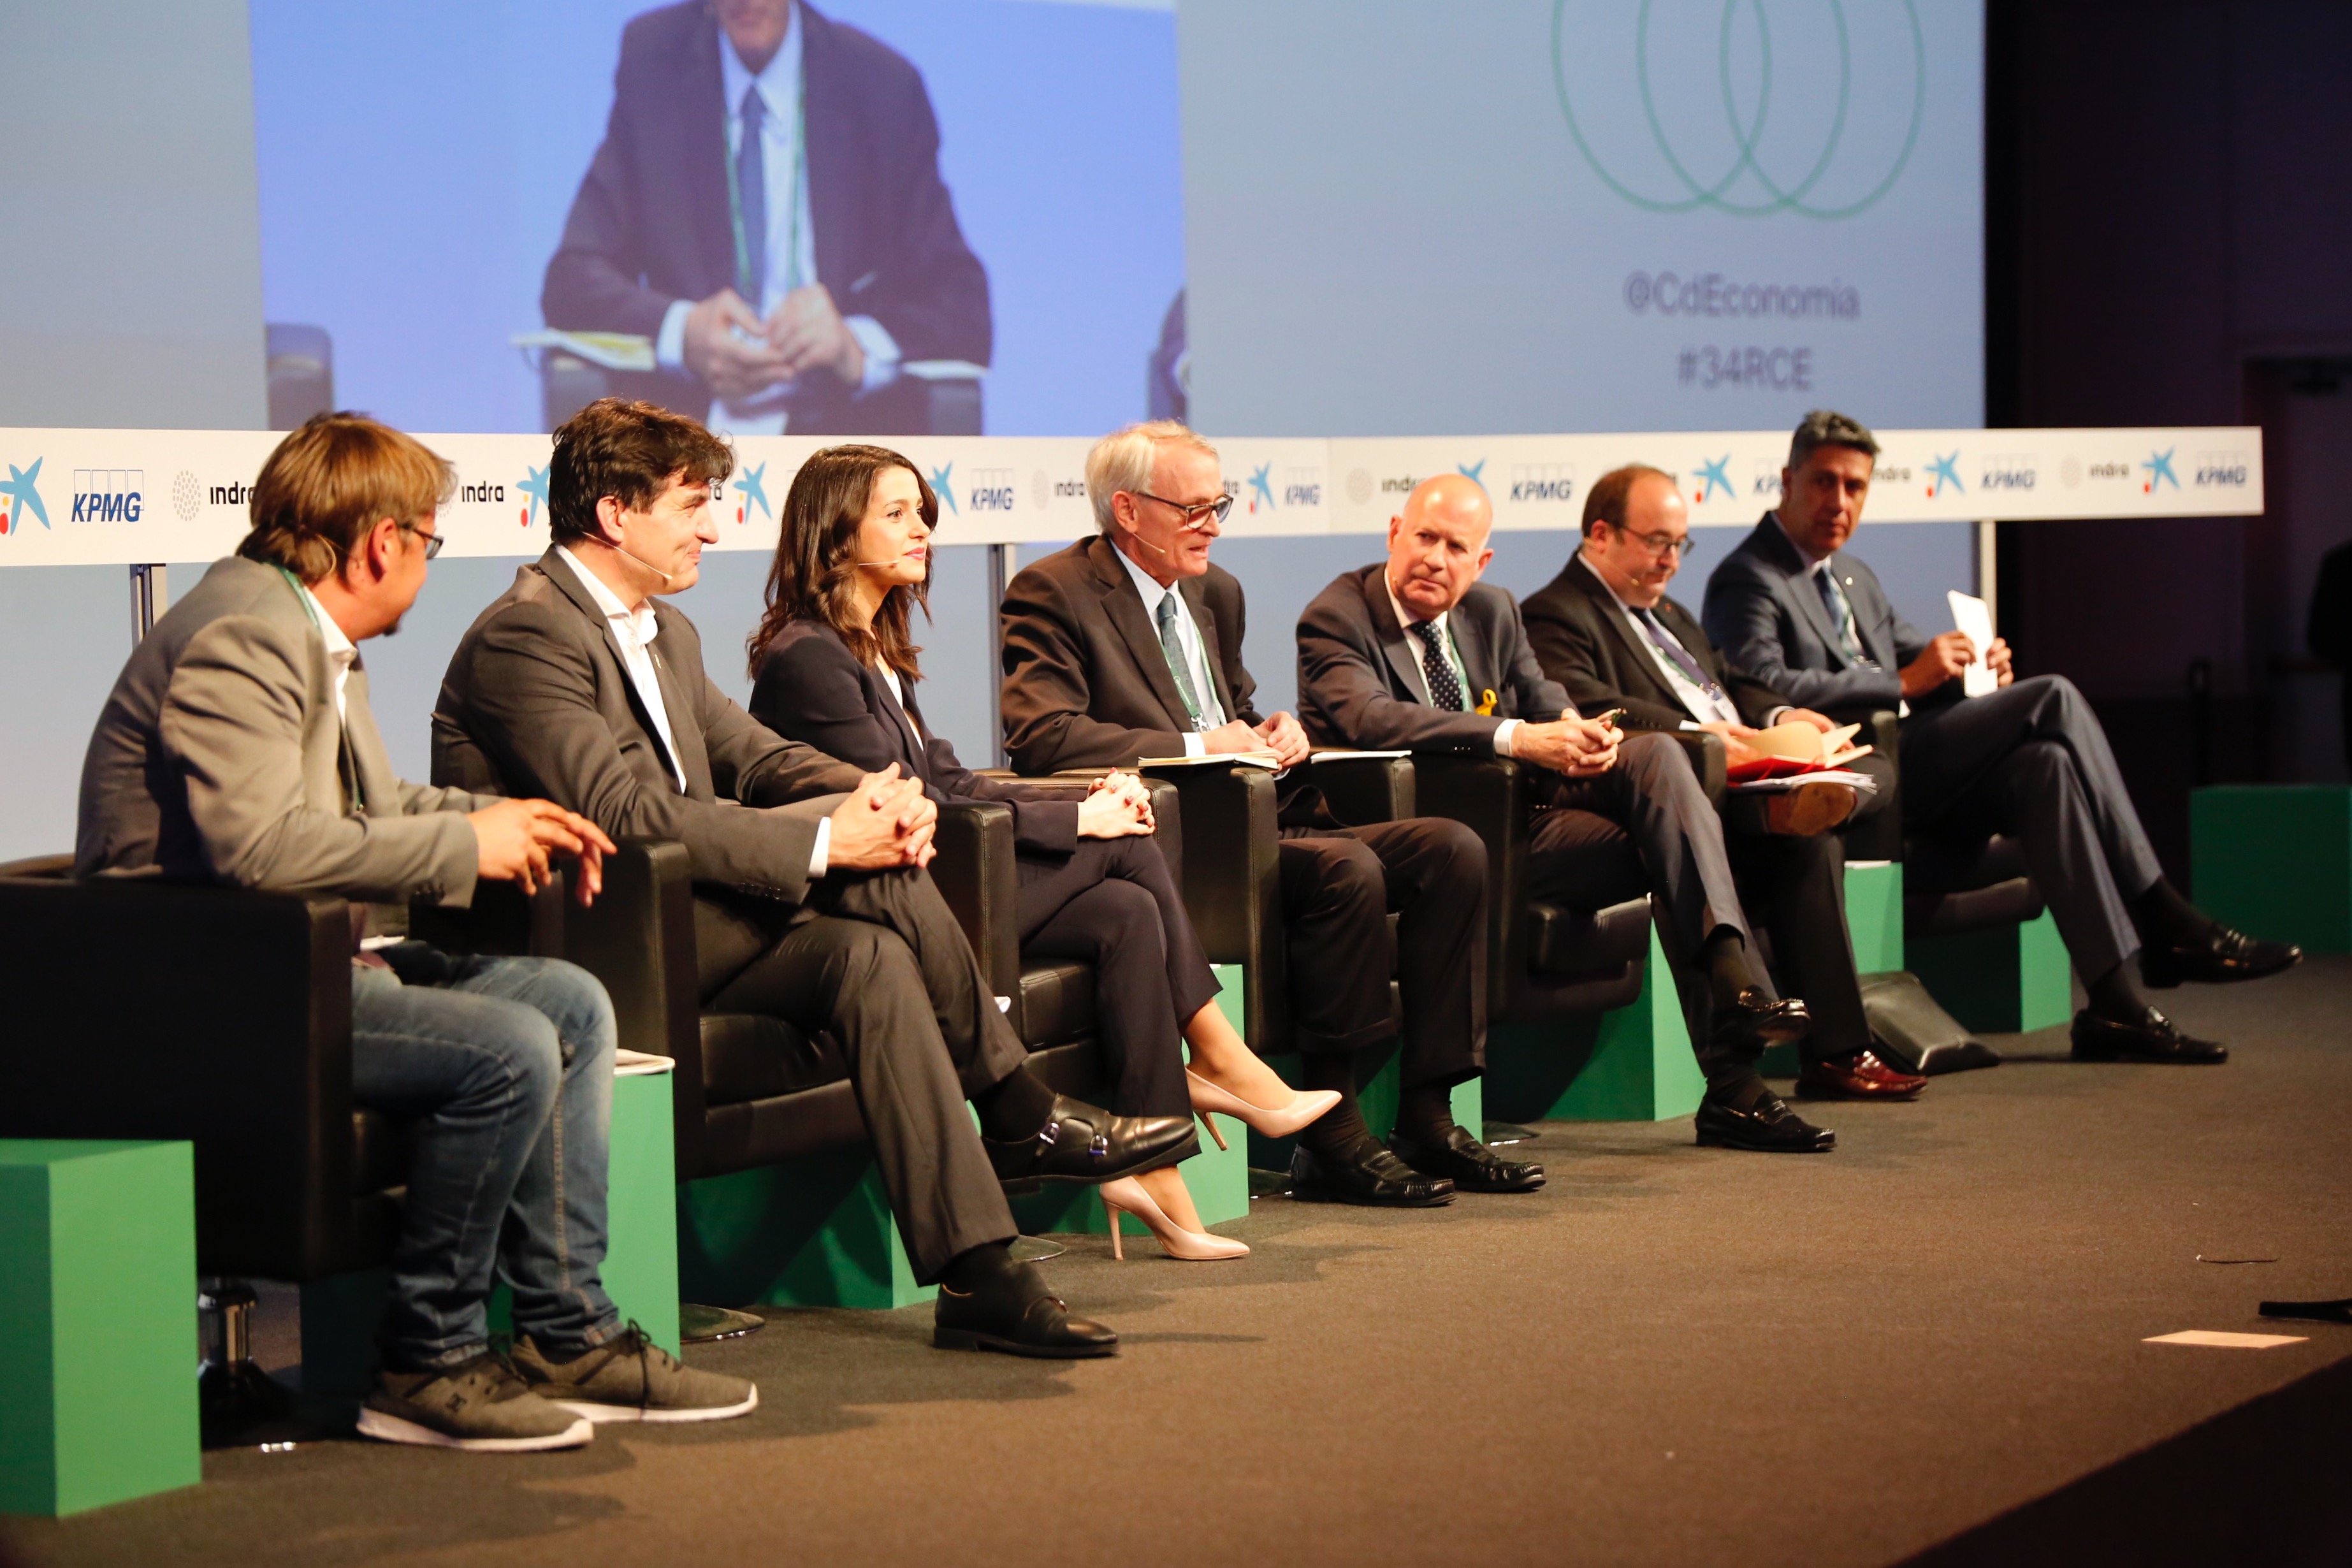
left=542, top=0, right=990, bottom=435
left=1702, top=410, right=2298, bottom=1065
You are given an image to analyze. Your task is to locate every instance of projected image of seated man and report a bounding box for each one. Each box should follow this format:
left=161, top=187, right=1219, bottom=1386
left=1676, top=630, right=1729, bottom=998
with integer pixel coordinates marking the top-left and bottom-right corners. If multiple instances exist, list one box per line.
left=541, top=0, right=991, bottom=435
left=1701, top=410, right=2302, bottom=1066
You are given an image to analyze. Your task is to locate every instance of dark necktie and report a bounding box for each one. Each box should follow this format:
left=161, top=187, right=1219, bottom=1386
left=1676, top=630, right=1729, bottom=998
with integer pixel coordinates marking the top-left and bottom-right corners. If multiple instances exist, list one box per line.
left=1814, top=565, right=1871, bottom=665
left=1407, top=621, right=1466, bottom=712
left=1631, top=606, right=1732, bottom=707
left=736, top=85, right=767, bottom=305
left=1155, top=592, right=1209, bottom=730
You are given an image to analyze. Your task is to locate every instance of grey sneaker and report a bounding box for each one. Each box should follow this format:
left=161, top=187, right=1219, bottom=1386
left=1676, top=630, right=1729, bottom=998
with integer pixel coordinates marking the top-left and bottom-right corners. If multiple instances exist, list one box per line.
left=356, top=1351, right=593, bottom=1451
left=511, top=1323, right=759, bottom=1424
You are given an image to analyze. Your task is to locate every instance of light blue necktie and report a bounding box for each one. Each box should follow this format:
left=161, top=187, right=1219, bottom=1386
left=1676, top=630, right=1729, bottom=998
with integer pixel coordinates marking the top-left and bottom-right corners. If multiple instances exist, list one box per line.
left=736, top=86, right=767, bottom=305
left=1155, top=592, right=1209, bottom=731
left=1813, top=564, right=1871, bottom=665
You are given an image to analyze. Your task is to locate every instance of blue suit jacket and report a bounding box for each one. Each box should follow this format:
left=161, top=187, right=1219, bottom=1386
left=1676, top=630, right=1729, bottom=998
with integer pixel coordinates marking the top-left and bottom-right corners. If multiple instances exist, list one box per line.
left=1701, top=514, right=1936, bottom=712
left=541, top=1, right=991, bottom=430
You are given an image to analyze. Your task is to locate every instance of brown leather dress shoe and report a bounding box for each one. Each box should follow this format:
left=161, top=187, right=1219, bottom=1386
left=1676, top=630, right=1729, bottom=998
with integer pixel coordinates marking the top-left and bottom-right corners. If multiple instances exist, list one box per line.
left=1763, top=779, right=1857, bottom=836
left=1798, top=1048, right=1927, bottom=1101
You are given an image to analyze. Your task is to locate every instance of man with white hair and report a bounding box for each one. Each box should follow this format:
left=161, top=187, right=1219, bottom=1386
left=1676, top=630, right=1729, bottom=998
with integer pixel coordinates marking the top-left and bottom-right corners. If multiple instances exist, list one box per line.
left=999, top=422, right=1537, bottom=1203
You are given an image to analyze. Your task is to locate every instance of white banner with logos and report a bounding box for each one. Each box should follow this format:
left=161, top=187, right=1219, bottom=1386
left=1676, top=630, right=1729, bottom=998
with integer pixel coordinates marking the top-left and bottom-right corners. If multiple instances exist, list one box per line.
left=0, top=426, right=2262, bottom=567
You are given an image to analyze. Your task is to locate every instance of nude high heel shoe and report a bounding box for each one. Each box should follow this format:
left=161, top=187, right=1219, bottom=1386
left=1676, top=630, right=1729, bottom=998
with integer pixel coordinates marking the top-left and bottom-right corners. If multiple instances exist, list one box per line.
left=1098, top=1177, right=1249, bottom=1261
left=1184, top=1070, right=1344, bottom=1152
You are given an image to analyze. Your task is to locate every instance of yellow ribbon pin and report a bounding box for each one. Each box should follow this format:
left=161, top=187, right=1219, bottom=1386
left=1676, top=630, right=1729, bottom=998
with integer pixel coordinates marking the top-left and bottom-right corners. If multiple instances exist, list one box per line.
left=1476, top=688, right=1499, bottom=716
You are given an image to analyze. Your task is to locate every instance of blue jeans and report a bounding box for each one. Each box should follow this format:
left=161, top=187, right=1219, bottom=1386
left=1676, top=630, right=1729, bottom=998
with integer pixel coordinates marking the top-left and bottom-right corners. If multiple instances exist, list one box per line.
left=352, top=946, right=621, bottom=1372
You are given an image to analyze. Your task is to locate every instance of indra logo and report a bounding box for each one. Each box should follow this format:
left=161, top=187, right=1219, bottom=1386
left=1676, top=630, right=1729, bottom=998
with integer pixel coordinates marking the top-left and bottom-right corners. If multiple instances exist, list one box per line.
left=1245, top=463, right=1275, bottom=513
left=1284, top=468, right=1323, bottom=507
left=1, top=457, right=49, bottom=535
left=1689, top=454, right=1732, bottom=504
left=458, top=478, right=507, bottom=506
left=1509, top=464, right=1578, bottom=504
left=2193, top=450, right=2251, bottom=489
left=968, top=468, right=1016, bottom=512
left=1551, top=0, right=1927, bottom=219
left=72, top=469, right=145, bottom=523
left=1924, top=452, right=1964, bottom=498
left=2140, top=448, right=2179, bottom=493
left=931, top=463, right=957, bottom=514
left=1979, top=454, right=2038, bottom=492
left=734, top=461, right=772, bottom=525
left=518, top=465, right=549, bottom=529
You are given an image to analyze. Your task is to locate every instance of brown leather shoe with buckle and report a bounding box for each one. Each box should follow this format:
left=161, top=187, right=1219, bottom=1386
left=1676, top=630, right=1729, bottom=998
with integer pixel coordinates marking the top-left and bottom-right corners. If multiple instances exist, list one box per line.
left=1764, top=780, right=1857, bottom=836
left=1797, top=1048, right=1927, bottom=1101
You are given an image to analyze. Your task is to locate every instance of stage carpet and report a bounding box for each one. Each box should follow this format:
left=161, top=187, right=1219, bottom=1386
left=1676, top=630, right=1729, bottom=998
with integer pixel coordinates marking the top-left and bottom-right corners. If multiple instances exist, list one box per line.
left=10, top=960, right=2352, bottom=1568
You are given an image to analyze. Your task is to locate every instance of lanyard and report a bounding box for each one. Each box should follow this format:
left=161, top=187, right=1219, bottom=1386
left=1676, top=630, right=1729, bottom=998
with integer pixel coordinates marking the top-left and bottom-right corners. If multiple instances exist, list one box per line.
left=722, top=81, right=808, bottom=307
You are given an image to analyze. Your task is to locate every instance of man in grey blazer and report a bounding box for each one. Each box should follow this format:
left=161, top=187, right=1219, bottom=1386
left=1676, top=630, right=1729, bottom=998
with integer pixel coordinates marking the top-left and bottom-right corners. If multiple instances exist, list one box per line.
left=1296, top=474, right=1849, bottom=1154
left=434, top=398, right=1189, bottom=1360
left=1702, top=410, right=2299, bottom=1064
left=77, top=413, right=755, bottom=1449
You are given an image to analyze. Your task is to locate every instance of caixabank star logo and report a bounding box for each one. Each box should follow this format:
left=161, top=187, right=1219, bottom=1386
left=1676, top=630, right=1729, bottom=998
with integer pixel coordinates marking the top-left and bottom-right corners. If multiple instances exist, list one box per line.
left=0, top=456, right=48, bottom=535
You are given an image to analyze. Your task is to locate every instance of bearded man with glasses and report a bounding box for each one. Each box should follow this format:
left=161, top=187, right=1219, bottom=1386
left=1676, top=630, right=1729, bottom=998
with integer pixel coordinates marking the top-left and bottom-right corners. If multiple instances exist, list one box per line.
left=999, top=421, right=1526, bottom=1205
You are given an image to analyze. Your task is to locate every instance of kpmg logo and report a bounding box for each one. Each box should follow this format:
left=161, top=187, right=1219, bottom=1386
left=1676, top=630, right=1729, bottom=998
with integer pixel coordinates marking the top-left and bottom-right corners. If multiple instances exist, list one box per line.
left=0, top=457, right=48, bottom=535
left=2193, top=450, right=2251, bottom=489
left=518, top=465, right=548, bottom=528
left=931, top=463, right=957, bottom=514
left=1509, top=464, right=1578, bottom=504
left=1750, top=463, right=1782, bottom=499
left=2140, top=448, right=2179, bottom=493
left=1689, top=455, right=1732, bottom=504
left=1283, top=468, right=1323, bottom=507
left=734, top=461, right=772, bottom=525
left=968, top=468, right=1016, bottom=511
left=1925, top=453, right=1964, bottom=498
left=71, top=469, right=145, bottom=523
left=1979, top=454, right=2038, bottom=492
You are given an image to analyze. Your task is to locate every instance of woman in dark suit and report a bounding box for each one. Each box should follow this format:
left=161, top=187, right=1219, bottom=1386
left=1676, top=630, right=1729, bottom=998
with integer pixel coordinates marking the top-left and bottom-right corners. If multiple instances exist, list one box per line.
left=748, top=444, right=1335, bottom=1259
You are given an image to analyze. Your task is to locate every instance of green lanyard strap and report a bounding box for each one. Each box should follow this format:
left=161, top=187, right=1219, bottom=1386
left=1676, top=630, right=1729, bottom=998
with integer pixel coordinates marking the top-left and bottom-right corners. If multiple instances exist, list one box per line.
left=722, top=82, right=808, bottom=308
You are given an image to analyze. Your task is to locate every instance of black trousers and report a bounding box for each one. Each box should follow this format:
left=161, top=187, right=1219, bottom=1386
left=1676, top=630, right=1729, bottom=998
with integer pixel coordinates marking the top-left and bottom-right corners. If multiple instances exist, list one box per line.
left=1899, top=675, right=2161, bottom=983
left=1277, top=817, right=1486, bottom=1092
left=1523, top=732, right=1869, bottom=1066
left=693, top=867, right=1026, bottom=1286
left=1015, top=835, right=1214, bottom=1120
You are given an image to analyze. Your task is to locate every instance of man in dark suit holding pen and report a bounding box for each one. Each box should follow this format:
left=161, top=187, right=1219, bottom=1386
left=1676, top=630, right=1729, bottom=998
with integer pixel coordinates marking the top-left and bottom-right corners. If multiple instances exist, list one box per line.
left=1702, top=410, right=2299, bottom=1065
left=541, top=0, right=989, bottom=435
left=999, top=420, right=1532, bottom=1203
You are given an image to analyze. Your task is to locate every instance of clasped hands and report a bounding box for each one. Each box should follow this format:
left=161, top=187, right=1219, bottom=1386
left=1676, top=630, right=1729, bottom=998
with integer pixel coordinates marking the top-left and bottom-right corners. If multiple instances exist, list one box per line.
left=826, top=764, right=937, bottom=870
left=1511, top=713, right=1623, bottom=777
left=1201, top=711, right=1310, bottom=768
left=1901, top=630, right=2014, bottom=699
left=683, top=284, right=864, bottom=403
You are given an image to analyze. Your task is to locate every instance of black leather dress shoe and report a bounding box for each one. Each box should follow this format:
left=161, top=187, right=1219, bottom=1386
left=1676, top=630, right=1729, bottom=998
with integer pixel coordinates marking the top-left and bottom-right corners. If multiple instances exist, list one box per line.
left=1694, top=1091, right=1835, bottom=1152
left=983, top=1096, right=1198, bottom=1186
left=1709, top=988, right=1812, bottom=1056
left=933, top=1263, right=1117, bottom=1359
left=1387, top=1125, right=1544, bottom=1192
left=2070, top=1008, right=2228, bottom=1064
left=1288, top=1143, right=1456, bottom=1207
left=2140, top=926, right=2302, bottom=988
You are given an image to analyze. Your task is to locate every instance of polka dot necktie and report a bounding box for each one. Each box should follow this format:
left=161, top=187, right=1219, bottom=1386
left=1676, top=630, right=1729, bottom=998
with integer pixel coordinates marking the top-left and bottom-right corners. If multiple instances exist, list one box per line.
left=1407, top=621, right=1465, bottom=713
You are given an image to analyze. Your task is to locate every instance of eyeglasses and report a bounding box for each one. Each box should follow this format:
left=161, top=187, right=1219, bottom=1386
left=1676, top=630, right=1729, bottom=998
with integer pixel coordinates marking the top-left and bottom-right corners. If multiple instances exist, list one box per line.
left=398, top=519, right=446, bottom=560
left=1131, top=490, right=1233, bottom=530
left=1608, top=523, right=1697, bottom=558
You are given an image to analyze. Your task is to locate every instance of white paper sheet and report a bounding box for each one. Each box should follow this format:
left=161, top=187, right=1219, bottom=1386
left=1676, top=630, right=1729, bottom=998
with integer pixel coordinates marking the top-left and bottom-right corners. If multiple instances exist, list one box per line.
left=1948, top=590, right=1998, bottom=698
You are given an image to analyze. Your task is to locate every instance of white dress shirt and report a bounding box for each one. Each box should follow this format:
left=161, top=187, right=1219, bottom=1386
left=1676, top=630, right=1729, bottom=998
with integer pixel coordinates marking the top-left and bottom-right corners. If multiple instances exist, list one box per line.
left=652, top=15, right=902, bottom=434
left=1574, top=551, right=1775, bottom=728
left=556, top=548, right=831, bottom=882
left=298, top=582, right=358, bottom=723
left=1114, top=542, right=1226, bottom=755
left=1382, top=575, right=1520, bottom=757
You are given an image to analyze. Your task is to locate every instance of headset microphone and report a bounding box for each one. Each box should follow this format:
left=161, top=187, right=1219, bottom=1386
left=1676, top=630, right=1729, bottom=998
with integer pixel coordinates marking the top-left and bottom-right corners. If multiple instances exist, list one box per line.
left=611, top=543, right=676, bottom=586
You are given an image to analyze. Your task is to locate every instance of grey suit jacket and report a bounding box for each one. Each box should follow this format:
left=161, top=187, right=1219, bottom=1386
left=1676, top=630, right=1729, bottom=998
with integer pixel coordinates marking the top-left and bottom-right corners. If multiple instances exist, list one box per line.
left=1701, top=513, right=1934, bottom=711
left=432, top=548, right=865, bottom=906
left=75, top=556, right=486, bottom=904
left=1295, top=564, right=1572, bottom=753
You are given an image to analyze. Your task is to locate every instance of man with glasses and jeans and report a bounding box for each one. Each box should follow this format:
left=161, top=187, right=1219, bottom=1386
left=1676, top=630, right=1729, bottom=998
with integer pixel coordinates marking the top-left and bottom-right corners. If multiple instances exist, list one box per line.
left=999, top=421, right=1525, bottom=1204
left=76, top=412, right=758, bottom=1450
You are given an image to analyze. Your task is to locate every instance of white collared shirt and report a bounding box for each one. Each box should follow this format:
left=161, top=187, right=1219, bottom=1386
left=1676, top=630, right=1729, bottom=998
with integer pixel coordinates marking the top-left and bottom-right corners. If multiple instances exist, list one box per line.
left=1382, top=575, right=1518, bottom=757
left=1113, top=541, right=1226, bottom=755
left=651, top=15, right=902, bottom=434
left=556, top=546, right=830, bottom=878
left=1575, top=551, right=1768, bottom=729
left=297, top=582, right=358, bottom=723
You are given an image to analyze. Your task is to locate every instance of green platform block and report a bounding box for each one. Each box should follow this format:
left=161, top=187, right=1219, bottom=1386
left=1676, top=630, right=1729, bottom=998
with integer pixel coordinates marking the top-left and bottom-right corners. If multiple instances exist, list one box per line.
left=1485, top=926, right=1704, bottom=1122
left=1, top=1140, right=200, bottom=1517
left=304, top=1070, right=684, bottom=1393
left=2192, top=785, right=2352, bottom=953
left=679, top=1147, right=933, bottom=1311
left=1908, top=908, right=2073, bottom=1033
left=1019, top=964, right=1254, bottom=1237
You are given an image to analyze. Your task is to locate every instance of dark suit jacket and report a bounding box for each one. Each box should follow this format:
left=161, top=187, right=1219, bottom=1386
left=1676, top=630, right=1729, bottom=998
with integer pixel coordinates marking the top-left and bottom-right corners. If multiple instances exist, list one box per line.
left=432, top=549, right=864, bottom=905
left=540, top=0, right=991, bottom=428
left=750, top=617, right=1078, bottom=856
left=1521, top=551, right=1790, bottom=732
left=1001, top=535, right=1344, bottom=826
left=1701, top=514, right=1939, bottom=712
left=1295, top=564, right=1571, bottom=752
